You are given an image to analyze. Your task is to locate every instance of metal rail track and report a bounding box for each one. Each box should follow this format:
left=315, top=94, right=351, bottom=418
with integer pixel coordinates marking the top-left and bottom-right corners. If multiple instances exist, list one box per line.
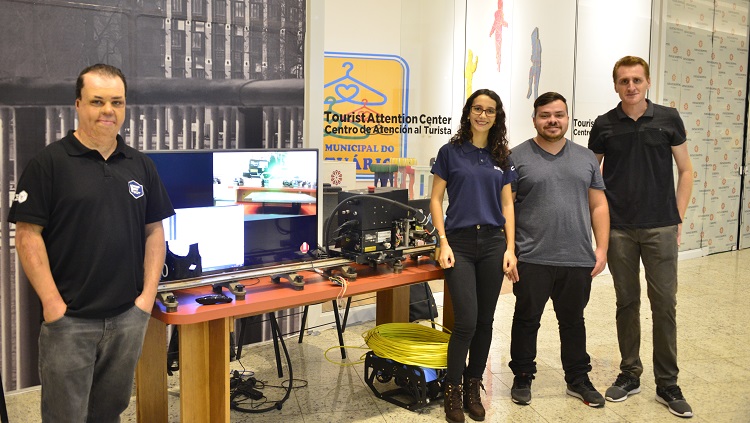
left=156, top=244, right=436, bottom=312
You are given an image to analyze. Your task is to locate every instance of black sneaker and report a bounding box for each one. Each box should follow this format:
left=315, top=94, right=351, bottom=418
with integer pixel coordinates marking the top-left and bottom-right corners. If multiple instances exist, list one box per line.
left=605, top=373, right=641, bottom=402
left=566, top=378, right=605, bottom=408
left=510, top=374, right=534, bottom=405
left=656, top=385, right=693, bottom=418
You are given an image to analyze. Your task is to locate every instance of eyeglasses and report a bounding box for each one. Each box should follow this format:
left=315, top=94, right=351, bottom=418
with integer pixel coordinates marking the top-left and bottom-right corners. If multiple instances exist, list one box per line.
left=470, top=105, right=497, bottom=117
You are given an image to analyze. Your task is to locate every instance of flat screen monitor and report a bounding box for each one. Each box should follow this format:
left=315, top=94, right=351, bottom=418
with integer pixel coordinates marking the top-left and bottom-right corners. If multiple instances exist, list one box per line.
left=146, top=149, right=319, bottom=279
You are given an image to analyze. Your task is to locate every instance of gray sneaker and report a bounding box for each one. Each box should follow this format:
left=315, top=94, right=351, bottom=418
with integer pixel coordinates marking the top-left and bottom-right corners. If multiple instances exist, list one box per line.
left=566, top=378, right=605, bottom=408
left=605, top=373, right=641, bottom=402
left=510, top=374, right=533, bottom=405
left=656, top=385, right=693, bottom=418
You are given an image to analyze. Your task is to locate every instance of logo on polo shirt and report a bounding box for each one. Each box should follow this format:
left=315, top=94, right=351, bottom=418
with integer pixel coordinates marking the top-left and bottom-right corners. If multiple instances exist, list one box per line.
left=13, top=190, right=28, bottom=203
left=128, top=180, right=144, bottom=199
left=493, top=166, right=504, bottom=173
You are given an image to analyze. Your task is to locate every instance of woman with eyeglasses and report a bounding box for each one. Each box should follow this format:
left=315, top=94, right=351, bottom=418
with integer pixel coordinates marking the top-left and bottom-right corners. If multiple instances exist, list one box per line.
left=430, top=88, right=519, bottom=423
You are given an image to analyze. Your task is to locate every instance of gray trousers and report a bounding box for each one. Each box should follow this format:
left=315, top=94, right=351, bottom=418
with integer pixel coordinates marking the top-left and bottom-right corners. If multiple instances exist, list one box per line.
left=38, top=305, right=151, bottom=423
left=607, top=226, right=679, bottom=387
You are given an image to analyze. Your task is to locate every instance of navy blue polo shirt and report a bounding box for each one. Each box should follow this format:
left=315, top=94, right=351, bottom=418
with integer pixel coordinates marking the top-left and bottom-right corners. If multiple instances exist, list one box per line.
left=8, top=131, right=175, bottom=318
left=431, top=141, right=517, bottom=231
left=588, top=100, right=686, bottom=229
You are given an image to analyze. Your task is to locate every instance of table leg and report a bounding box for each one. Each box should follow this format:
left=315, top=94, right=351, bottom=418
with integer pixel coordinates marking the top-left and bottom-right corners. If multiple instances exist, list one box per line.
left=270, top=312, right=284, bottom=377
left=179, top=318, right=231, bottom=423
left=136, top=317, right=168, bottom=423
left=331, top=300, right=346, bottom=359
left=442, top=281, right=454, bottom=332
left=375, top=285, right=410, bottom=325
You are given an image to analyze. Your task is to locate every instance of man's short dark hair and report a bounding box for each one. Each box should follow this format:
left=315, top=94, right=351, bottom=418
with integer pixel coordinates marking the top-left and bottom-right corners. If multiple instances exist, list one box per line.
left=612, top=56, right=650, bottom=83
left=533, top=92, right=567, bottom=117
left=76, top=64, right=127, bottom=99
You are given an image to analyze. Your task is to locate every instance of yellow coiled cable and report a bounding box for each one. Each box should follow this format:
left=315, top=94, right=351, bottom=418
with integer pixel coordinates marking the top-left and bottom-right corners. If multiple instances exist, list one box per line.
left=363, top=322, right=450, bottom=369
left=323, top=321, right=450, bottom=368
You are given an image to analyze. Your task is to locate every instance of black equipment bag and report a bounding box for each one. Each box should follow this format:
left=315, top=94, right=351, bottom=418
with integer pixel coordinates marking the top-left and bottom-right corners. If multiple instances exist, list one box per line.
left=409, top=282, right=439, bottom=321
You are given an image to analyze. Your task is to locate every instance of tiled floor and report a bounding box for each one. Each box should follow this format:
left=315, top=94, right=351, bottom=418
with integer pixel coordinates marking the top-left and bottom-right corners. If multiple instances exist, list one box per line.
left=5, top=249, right=750, bottom=422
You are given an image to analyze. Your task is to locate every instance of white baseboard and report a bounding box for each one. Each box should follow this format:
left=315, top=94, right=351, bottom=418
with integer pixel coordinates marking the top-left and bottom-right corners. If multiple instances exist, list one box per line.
left=679, top=247, right=709, bottom=261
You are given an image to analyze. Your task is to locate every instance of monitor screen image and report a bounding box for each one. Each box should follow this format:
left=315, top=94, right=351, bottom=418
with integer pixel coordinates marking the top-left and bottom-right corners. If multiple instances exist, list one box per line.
left=147, top=149, right=319, bottom=280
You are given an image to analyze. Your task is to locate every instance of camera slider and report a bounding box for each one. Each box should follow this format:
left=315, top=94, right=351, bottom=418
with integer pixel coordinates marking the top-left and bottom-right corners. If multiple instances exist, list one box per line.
left=155, top=256, right=370, bottom=312
left=270, top=272, right=305, bottom=290
left=157, top=292, right=179, bottom=313
left=212, top=281, right=247, bottom=301
left=157, top=281, right=246, bottom=313
left=320, top=264, right=358, bottom=280
left=363, top=351, right=445, bottom=411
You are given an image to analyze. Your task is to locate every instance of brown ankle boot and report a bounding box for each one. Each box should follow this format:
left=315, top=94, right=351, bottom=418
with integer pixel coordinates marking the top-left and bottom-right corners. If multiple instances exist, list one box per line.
left=444, top=382, right=465, bottom=423
left=463, top=377, right=485, bottom=421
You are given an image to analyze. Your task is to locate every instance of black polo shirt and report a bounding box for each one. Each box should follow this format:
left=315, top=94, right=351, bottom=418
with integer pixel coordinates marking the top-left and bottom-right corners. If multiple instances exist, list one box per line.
left=588, top=100, right=686, bottom=229
left=9, top=131, right=175, bottom=318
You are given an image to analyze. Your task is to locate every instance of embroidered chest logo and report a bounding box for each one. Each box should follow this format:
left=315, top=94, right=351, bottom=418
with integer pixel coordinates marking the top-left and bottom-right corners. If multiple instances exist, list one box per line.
left=128, top=180, right=144, bottom=199
left=493, top=166, right=504, bottom=174
left=13, top=190, right=28, bottom=203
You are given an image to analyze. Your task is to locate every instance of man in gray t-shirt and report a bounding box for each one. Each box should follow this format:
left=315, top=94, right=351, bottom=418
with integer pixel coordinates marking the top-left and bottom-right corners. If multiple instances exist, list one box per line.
left=508, top=92, right=610, bottom=408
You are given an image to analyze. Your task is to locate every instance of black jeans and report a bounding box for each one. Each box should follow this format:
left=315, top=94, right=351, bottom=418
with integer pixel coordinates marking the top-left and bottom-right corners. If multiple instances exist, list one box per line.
left=444, top=224, right=506, bottom=384
left=509, top=262, right=593, bottom=384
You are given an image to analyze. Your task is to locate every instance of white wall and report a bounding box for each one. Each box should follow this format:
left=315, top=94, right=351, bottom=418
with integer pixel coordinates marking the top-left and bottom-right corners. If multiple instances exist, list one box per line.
left=462, top=0, right=578, bottom=145
left=572, top=0, right=653, bottom=146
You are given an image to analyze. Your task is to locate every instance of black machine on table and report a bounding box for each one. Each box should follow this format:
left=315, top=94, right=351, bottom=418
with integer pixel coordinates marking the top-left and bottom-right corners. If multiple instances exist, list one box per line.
left=326, top=187, right=437, bottom=270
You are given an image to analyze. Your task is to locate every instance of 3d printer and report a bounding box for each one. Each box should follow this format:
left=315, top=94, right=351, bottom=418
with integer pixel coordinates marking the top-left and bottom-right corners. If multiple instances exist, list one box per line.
left=326, top=187, right=436, bottom=269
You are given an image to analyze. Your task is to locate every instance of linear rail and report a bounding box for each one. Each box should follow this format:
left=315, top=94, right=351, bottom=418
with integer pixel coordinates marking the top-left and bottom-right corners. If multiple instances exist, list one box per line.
left=157, top=244, right=436, bottom=293
left=157, top=257, right=350, bottom=293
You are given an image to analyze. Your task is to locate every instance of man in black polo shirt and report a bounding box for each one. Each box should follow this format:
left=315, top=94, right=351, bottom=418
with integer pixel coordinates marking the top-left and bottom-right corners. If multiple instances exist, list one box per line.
left=588, top=56, right=694, bottom=418
left=9, top=64, right=175, bottom=422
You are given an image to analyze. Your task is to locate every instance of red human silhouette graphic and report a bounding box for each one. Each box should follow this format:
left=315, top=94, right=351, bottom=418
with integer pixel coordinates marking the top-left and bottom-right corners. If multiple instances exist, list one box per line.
left=489, top=0, right=509, bottom=72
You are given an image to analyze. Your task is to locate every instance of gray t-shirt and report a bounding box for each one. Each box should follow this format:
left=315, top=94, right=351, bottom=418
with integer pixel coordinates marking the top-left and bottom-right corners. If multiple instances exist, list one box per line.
left=511, top=138, right=605, bottom=267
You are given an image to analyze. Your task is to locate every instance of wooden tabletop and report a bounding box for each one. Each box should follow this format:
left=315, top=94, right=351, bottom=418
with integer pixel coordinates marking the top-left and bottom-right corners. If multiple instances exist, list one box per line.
left=151, top=256, right=443, bottom=325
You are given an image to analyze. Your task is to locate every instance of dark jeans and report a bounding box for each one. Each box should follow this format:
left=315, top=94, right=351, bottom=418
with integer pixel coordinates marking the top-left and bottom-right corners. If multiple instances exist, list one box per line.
left=444, top=224, right=506, bottom=384
left=509, top=262, right=594, bottom=384
left=39, top=305, right=151, bottom=423
left=608, top=226, right=679, bottom=387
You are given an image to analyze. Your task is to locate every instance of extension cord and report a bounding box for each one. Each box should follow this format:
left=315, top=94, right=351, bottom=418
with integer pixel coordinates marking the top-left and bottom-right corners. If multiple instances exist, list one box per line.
left=236, top=376, right=262, bottom=399
left=230, top=370, right=259, bottom=392
left=230, top=314, right=293, bottom=414
left=236, top=384, right=263, bottom=400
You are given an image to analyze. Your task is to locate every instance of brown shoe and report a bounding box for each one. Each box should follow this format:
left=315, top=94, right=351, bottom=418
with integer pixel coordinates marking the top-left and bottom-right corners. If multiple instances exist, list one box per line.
left=444, top=382, right=465, bottom=423
left=463, top=377, right=485, bottom=421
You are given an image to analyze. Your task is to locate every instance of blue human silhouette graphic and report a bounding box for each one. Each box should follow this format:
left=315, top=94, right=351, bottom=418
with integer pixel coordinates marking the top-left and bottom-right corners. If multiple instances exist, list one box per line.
left=527, top=27, right=542, bottom=100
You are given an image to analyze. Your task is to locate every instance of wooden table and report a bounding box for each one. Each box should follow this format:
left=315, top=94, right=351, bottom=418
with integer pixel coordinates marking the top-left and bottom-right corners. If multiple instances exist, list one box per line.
left=135, top=257, right=443, bottom=423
